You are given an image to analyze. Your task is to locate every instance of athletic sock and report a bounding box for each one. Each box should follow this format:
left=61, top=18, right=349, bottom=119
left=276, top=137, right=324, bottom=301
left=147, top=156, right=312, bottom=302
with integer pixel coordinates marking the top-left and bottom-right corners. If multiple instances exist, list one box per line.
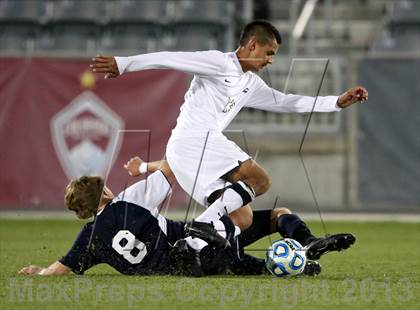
left=276, top=214, right=317, bottom=246
left=195, top=181, right=255, bottom=224
left=184, top=236, right=208, bottom=251
left=238, top=210, right=272, bottom=248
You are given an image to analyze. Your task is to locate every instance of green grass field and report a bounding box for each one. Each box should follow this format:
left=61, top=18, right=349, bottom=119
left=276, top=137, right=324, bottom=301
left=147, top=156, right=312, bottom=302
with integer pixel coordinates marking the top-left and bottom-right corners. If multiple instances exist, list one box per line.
left=0, top=219, right=419, bottom=309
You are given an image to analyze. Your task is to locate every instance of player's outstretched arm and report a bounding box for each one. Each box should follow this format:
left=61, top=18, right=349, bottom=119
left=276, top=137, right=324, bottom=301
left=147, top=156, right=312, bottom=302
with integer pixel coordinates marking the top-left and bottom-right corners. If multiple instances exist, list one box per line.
left=90, top=55, right=120, bottom=79
left=247, top=77, right=368, bottom=113
left=19, top=261, right=71, bottom=276
left=124, top=156, right=175, bottom=182
left=91, top=51, right=226, bottom=79
left=113, top=51, right=226, bottom=77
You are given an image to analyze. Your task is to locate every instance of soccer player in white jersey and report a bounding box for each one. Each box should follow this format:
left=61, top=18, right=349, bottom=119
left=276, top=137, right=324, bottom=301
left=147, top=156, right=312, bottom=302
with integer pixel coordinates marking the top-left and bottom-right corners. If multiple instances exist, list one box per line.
left=90, top=20, right=368, bottom=247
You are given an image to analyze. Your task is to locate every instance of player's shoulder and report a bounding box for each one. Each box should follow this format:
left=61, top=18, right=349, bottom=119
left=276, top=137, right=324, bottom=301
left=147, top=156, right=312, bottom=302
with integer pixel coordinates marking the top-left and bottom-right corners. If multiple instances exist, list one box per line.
left=106, top=200, right=152, bottom=219
left=104, top=200, right=140, bottom=215
left=199, top=50, right=231, bottom=65
left=191, top=49, right=227, bottom=60
left=81, top=220, right=94, bottom=232
left=195, top=49, right=226, bottom=56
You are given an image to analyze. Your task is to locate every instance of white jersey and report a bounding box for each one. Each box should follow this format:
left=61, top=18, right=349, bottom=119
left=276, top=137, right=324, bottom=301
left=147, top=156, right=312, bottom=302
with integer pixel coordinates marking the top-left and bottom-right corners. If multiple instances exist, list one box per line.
left=115, top=50, right=340, bottom=139
left=115, top=51, right=341, bottom=205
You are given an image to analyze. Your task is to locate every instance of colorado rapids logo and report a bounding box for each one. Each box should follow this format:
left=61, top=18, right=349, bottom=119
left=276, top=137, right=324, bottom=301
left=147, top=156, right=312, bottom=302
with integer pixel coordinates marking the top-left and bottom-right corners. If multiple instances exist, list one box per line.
left=50, top=91, right=124, bottom=179
left=223, top=97, right=235, bottom=113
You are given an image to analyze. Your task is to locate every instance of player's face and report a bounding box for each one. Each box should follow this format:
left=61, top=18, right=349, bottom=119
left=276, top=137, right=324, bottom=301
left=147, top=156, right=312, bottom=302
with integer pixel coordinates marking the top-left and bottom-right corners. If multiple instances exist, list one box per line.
left=249, top=39, right=279, bottom=71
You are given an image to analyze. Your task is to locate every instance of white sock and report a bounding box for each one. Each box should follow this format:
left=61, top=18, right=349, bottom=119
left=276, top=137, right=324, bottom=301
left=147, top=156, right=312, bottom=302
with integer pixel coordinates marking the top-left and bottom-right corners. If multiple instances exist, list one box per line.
left=196, top=181, right=254, bottom=224
left=213, top=220, right=227, bottom=238
left=185, top=236, right=208, bottom=251
left=234, top=225, right=241, bottom=238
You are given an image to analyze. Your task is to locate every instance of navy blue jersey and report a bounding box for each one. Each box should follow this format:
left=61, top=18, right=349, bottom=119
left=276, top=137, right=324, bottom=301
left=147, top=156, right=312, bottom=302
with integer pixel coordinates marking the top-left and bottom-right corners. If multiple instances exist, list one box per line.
left=60, top=171, right=184, bottom=275
left=59, top=171, right=272, bottom=276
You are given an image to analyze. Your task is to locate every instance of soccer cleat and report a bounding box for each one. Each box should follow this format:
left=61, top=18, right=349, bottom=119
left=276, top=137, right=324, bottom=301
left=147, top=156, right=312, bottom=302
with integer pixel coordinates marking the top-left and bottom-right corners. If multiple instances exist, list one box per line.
left=305, top=233, right=356, bottom=260
left=185, top=221, right=231, bottom=249
left=169, top=239, right=204, bottom=277
left=302, top=260, right=322, bottom=276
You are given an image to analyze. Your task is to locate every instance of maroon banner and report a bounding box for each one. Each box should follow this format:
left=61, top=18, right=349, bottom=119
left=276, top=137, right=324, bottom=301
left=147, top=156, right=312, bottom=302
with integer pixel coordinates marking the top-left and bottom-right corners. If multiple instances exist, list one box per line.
left=0, top=57, right=189, bottom=209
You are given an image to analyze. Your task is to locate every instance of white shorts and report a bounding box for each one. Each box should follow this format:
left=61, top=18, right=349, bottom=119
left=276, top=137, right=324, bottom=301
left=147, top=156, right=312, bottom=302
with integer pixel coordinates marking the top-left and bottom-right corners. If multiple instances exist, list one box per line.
left=166, top=132, right=251, bottom=206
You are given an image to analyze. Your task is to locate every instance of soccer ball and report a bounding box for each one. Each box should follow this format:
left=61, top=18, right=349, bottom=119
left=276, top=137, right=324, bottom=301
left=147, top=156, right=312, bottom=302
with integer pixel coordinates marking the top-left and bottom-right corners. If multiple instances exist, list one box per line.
left=265, top=238, right=307, bottom=277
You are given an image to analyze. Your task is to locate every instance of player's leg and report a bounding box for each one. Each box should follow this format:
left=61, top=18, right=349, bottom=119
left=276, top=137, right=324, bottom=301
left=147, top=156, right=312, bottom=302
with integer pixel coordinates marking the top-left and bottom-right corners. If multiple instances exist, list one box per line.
left=228, top=205, right=253, bottom=231
left=236, top=209, right=273, bottom=248
left=199, top=208, right=319, bottom=276
left=188, top=211, right=318, bottom=277
left=170, top=239, right=204, bottom=277
left=193, top=180, right=256, bottom=223
left=274, top=208, right=319, bottom=246
left=167, top=134, right=258, bottom=243
left=166, top=219, right=206, bottom=277
left=186, top=181, right=255, bottom=248
left=239, top=208, right=356, bottom=260
left=234, top=208, right=321, bottom=276
left=274, top=210, right=356, bottom=260
left=169, top=215, right=238, bottom=276
left=191, top=159, right=270, bottom=231
left=194, top=214, right=267, bottom=276
left=186, top=159, right=269, bottom=245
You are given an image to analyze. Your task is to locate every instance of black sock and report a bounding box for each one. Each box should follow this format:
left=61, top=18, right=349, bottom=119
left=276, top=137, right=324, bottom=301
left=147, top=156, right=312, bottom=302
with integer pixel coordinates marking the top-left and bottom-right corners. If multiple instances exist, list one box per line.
left=276, top=214, right=317, bottom=246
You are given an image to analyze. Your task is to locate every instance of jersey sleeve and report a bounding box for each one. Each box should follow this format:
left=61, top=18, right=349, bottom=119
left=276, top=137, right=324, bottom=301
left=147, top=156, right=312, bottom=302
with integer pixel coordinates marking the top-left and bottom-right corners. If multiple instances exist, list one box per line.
left=115, top=50, right=228, bottom=77
left=114, top=170, right=172, bottom=212
left=245, top=75, right=341, bottom=113
left=59, top=223, right=100, bottom=274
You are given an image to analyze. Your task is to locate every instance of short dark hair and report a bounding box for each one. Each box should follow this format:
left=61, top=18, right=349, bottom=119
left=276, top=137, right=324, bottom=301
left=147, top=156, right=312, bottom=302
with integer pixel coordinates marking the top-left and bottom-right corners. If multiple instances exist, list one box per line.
left=64, top=176, right=104, bottom=219
left=239, top=20, right=282, bottom=46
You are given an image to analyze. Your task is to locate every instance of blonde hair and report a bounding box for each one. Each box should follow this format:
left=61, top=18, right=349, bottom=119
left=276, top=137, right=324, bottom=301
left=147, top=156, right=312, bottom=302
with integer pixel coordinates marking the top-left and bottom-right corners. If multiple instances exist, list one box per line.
left=64, top=176, right=104, bottom=219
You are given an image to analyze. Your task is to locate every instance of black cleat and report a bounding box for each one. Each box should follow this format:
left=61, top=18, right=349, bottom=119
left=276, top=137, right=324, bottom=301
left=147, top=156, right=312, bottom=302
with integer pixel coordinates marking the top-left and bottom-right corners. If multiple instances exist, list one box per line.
left=185, top=221, right=231, bottom=249
left=302, top=260, right=322, bottom=276
left=170, top=239, right=204, bottom=277
left=305, top=233, right=356, bottom=260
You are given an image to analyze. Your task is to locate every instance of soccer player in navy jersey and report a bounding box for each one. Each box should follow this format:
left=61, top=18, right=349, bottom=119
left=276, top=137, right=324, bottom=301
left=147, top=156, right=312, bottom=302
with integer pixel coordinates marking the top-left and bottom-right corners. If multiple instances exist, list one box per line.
left=19, top=158, right=355, bottom=277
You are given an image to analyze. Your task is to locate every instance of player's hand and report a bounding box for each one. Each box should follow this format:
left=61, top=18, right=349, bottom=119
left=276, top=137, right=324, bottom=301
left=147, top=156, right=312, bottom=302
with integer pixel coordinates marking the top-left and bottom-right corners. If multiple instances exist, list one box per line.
left=19, top=265, right=43, bottom=275
left=124, top=156, right=144, bottom=177
left=337, top=86, right=368, bottom=108
left=90, top=55, right=120, bottom=79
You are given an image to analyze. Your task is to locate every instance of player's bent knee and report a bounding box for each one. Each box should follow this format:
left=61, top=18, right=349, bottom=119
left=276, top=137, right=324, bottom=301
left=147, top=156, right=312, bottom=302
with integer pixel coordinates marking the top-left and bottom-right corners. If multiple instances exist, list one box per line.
left=252, top=174, right=271, bottom=196
left=243, top=173, right=271, bottom=196
left=270, top=208, right=292, bottom=232
left=233, top=160, right=271, bottom=195
left=272, top=207, right=292, bottom=217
